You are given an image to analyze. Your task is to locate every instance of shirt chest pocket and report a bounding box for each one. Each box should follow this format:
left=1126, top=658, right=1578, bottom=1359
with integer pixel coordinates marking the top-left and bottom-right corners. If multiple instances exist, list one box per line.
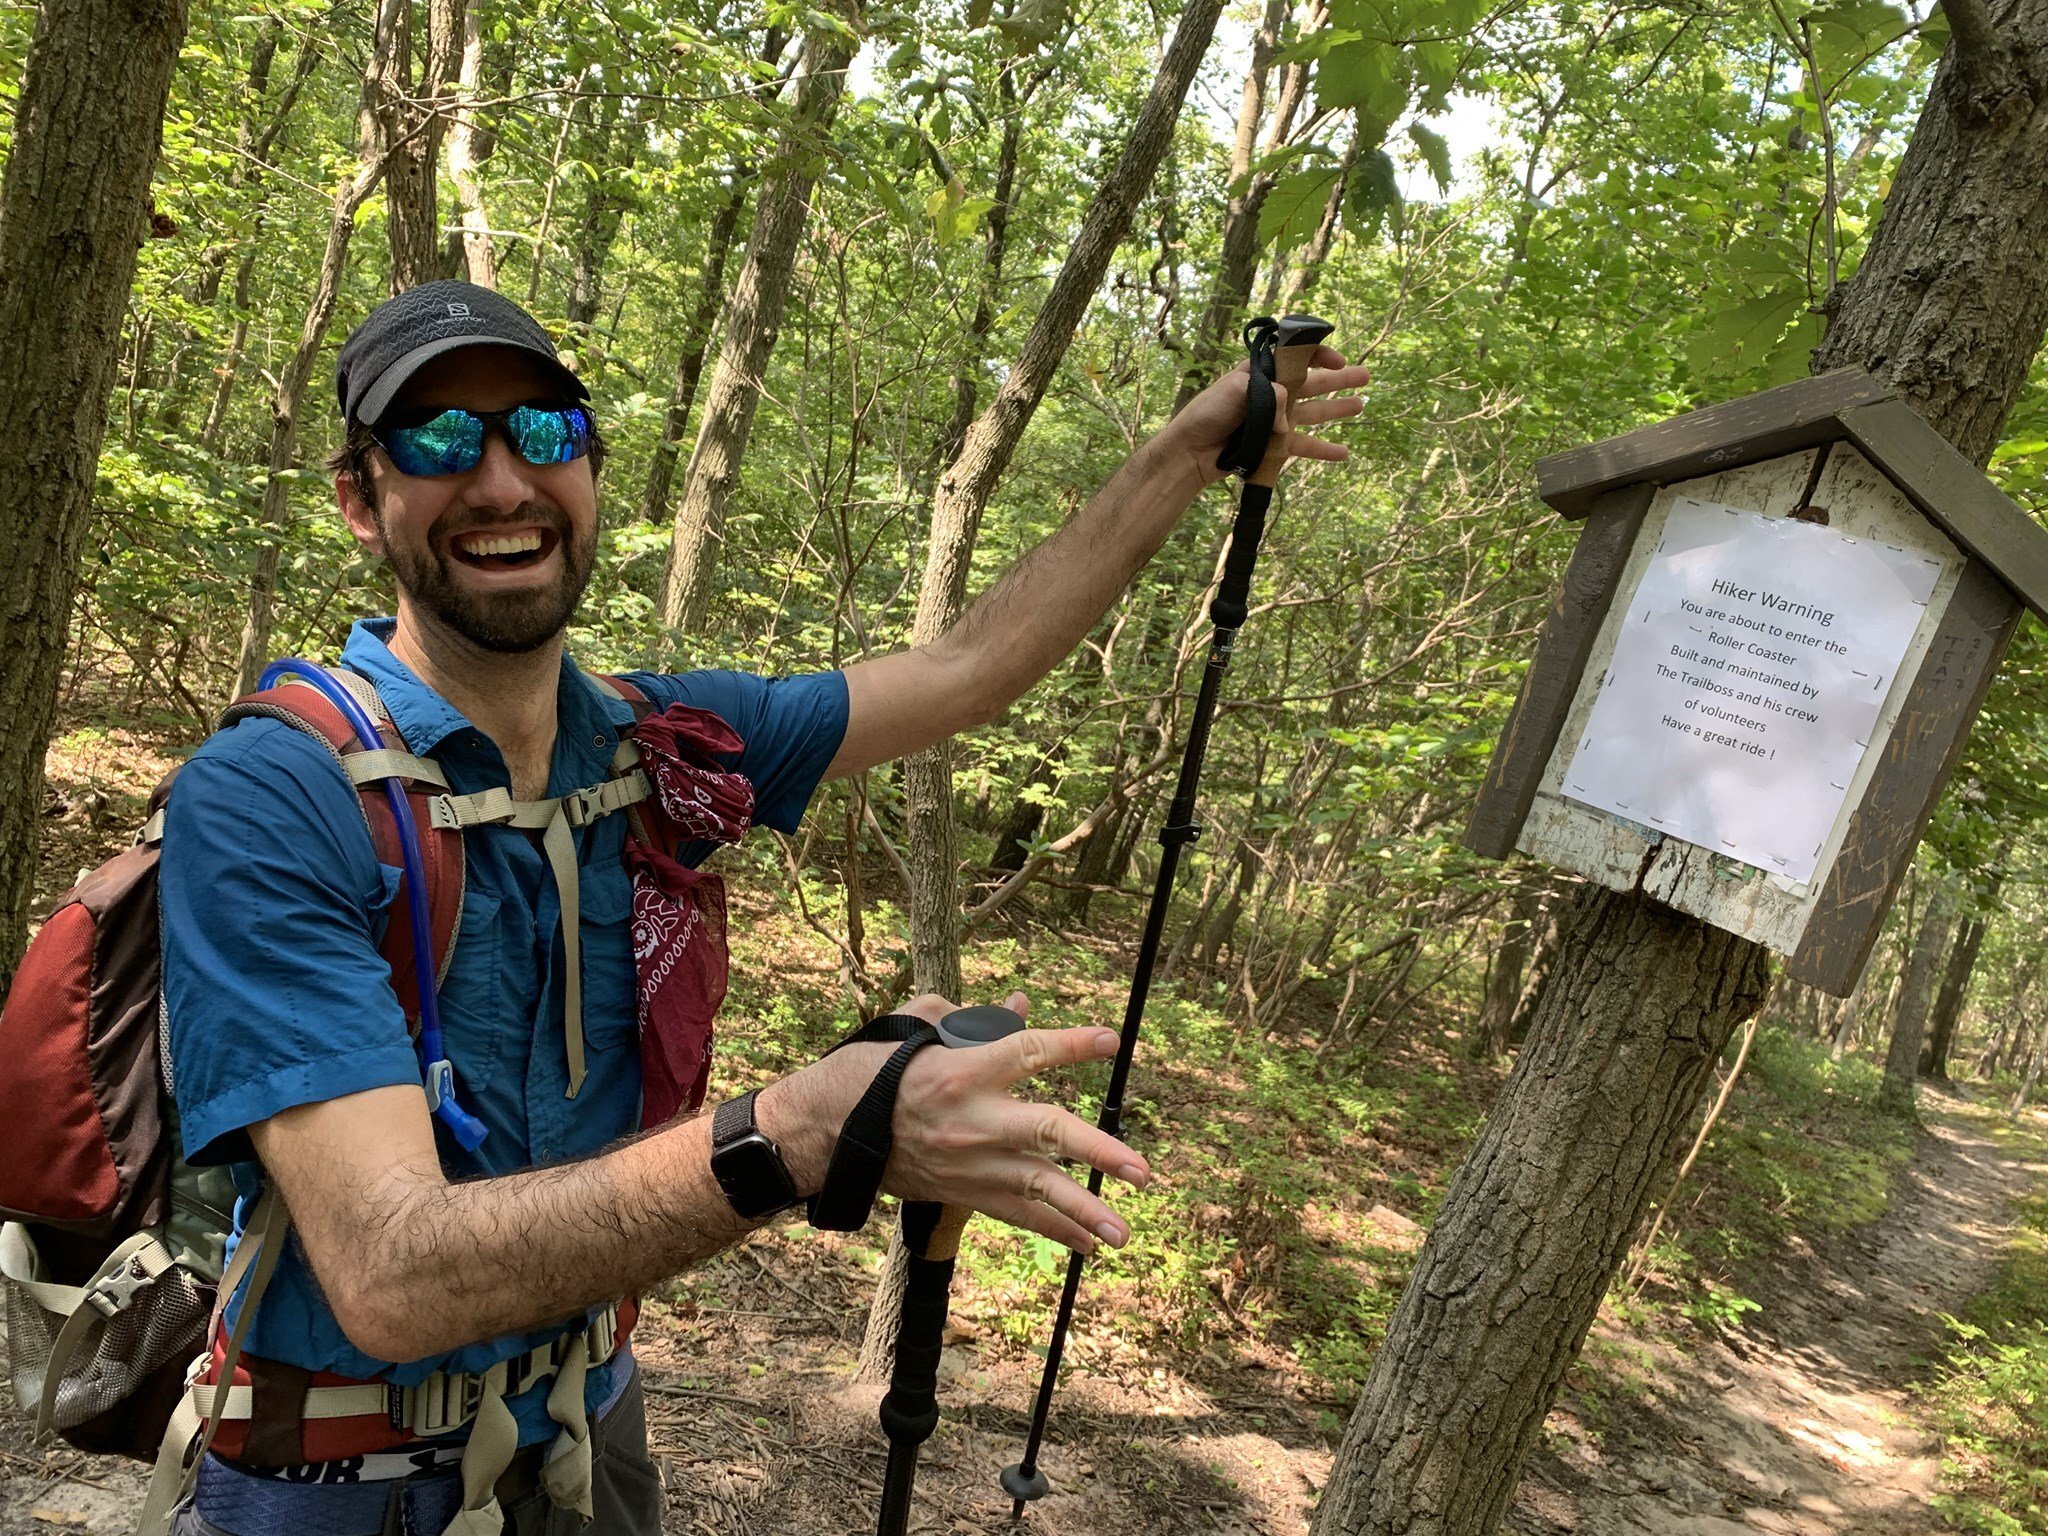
left=436, top=886, right=509, bottom=1092
left=577, top=861, right=640, bottom=1057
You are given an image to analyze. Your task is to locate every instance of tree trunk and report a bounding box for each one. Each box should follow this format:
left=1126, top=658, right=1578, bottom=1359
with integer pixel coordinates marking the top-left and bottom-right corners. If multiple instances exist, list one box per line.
left=1313, top=11, right=2048, bottom=1530
left=189, top=20, right=282, bottom=310
left=1471, top=888, right=1539, bottom=1060
left=0, top=0, right=192, bottom=985
left=233, top=0, right=404, bottom=698
left=1170, top=0, right=1293, bottom=416
left=2016, top=1006, right=2048, bottom=1112
left=659, top=19, right=855, bottom=634
left=929, top=66, right=1022, bottom=483
left=1313, top=888, right=1774, bottom=1535
left=640, top=185, right=747, bottom=523
left=381, top=0, right=465, bottom=293
left=900, top=0, right=1228, bottom=999
left=1922, top=910, right=1987, bottom=1080
left=564, top=92, right=630, bottom=352
left=444, top=0, right=496, bottom=287
left=1882, top=882, right=1955, bottom=1115
left=1829, top=953, right=1877, bottom=1059
left=197, top=33, right=322, bottom=456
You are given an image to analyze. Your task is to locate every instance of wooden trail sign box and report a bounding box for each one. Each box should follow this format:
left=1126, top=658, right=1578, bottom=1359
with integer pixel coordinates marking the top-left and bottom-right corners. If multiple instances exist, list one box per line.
left=1466, top=368, right=2048, bottom=995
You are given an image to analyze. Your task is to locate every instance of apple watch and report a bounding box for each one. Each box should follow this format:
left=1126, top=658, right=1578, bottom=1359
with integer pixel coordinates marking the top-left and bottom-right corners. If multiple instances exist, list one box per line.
left=710, top=1090, right=801, bottom=1220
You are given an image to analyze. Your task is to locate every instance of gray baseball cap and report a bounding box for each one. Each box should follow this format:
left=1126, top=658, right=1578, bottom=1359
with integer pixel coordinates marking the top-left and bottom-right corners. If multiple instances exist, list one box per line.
left=335, top=280, right=588, bottom=426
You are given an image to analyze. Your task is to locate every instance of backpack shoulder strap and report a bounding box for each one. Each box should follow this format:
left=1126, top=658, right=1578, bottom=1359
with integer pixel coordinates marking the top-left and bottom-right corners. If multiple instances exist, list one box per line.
left=590, top=674, right=663, bottom=849
left=219, top=674, right=465, bottom=1033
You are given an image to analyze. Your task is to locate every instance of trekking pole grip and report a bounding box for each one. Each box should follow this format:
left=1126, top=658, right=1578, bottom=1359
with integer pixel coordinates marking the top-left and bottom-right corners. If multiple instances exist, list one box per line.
left=1247, top=315, right=1334, bottom=490
left=874, top=1004, right=1026, bottom=1536
left=1213, top=315, right=1333, bottom=632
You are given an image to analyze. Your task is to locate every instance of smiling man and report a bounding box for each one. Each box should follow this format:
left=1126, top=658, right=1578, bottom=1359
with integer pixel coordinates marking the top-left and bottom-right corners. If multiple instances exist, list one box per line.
left=155, top=280, right=1365, bottom=1536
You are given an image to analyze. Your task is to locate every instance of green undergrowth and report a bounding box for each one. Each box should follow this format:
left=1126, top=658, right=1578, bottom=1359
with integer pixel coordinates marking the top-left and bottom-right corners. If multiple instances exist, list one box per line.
left=1928, top=1117, right=2048, bottom=1536
left=1627, top=1027, right=1916, bottom=1322
left=701, top=867, right=1494, bottom=1404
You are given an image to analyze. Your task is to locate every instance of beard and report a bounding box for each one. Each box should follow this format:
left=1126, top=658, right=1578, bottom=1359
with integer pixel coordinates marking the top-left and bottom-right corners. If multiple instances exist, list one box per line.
left=378, top=500, right=597, bottom=653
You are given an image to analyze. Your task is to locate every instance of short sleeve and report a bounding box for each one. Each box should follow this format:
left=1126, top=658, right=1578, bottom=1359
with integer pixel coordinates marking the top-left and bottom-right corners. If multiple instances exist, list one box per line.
left=620, top=668, right=848, bottom=833
left=161, top=718, right=423, bottom=1166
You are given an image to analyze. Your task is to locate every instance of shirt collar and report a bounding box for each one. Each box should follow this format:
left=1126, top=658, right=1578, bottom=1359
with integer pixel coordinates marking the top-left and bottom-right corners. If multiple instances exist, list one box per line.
left=340, top=618, right=637, bottom=762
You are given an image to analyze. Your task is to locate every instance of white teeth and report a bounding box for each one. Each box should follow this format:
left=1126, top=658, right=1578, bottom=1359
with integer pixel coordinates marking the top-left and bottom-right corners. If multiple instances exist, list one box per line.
left=456, top=531, right=544, bottom=557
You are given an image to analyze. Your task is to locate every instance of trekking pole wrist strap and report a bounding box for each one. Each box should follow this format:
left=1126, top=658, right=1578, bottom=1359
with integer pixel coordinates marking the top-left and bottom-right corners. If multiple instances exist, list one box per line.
left=807, top=1013, right=940, bottom=1232
left=1212, top=317, right=1281, bottom=479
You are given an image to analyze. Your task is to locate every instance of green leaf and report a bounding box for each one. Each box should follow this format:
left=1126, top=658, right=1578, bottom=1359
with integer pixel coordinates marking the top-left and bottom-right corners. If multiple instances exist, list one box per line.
left=1806, top=0, right=1910, bottom=88
left=1317, top=39, right=1409, bottom=127
left=996, top=0, right=1067, bottom=55
left=1410, top=39, right=1461, bottom=103
left=1345, top=148, right=1403, bottom=242
left=1762, top=310, right=1825, bottom=386
left=1408, top=121, right=1451, bottom=192
left=1258, top=166, right=1342, bottom=253
left=1685, top=287, right=1807, bottom=382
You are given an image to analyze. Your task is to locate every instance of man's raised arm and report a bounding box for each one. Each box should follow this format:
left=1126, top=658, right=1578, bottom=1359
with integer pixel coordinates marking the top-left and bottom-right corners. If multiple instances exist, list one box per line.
left=825, top=352, right=1368, bottom=780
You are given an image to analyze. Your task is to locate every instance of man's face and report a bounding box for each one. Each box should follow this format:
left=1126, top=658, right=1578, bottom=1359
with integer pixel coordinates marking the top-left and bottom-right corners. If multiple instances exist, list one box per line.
left=338, top=346, right=598, bottom=654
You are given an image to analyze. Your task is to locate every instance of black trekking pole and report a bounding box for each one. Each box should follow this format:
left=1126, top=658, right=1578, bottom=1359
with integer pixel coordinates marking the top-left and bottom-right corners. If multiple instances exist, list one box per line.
left=875, top=1003, right=1030, bottom=1536
left=1000, top=314, right=1334, bottom=1518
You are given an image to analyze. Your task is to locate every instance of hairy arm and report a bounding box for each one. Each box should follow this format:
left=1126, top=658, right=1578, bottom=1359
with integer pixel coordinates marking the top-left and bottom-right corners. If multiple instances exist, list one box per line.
left=251, top=1075, right=811, bottom=1361
left=825, top=356, right=1367, bottom=780
left=250, top=1001, right=1143, bottom=1362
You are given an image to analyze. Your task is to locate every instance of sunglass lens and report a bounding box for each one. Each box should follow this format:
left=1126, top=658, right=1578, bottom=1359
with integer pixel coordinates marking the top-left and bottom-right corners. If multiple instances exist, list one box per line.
left=508, top=406, right=592, bottom=466
left=383, top=410, right=484, bottom=476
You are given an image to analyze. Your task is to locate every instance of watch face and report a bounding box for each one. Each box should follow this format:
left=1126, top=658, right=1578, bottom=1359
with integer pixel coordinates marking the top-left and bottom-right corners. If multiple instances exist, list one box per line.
left=714, top=1133, right=799, bottom=1220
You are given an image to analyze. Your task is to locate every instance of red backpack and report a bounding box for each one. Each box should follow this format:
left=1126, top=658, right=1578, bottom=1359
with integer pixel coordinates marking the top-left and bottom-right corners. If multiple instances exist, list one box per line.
left=0, top=665, right=656, bottom=1461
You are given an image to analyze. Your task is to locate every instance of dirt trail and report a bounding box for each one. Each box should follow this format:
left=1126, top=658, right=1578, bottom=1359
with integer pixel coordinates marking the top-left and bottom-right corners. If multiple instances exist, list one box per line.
left=1512, top=1086, right=2048, bottom=1536
left=4, top=1088, right=2042, bottom=1535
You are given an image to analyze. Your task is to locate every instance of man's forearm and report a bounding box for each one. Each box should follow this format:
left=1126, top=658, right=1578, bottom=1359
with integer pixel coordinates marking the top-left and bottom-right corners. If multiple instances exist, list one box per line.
left=288, top=1074, right=840, bottom=1362
left=935, top=432, right=1213, bottom=720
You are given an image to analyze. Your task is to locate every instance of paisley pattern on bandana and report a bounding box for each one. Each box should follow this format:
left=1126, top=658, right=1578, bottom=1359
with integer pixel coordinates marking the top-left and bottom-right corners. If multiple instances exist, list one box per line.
left=622, top=704, right=754, bottom=1125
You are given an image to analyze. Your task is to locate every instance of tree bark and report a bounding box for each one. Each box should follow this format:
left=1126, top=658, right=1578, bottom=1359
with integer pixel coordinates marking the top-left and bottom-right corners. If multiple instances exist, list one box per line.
left=659, top=19, right=855, bottom=634
left=233, top=0, right=404, bottom=698
left=1314, top=10, right=2048, bottom=1530
left=0, top=0, right=192, bottom=986
left=1922, top=909, right=1988, bottom=1079
left=635, top=25, right=790, bottom=525
left=640, top=183, right=748, bottom=523
left=1471, top=888, right=1539, bottom=1060
left=1882, top=881, right=1955, bottom=1115
left=1170, top=0, right=1295, bottom=416
left=1314, top=888, right=1773, bottom=1535
left=900, top=0, right=1228, bottom=1000
left=381, top=0, right=465, bottom=293
left=564, top=92, right=630, bottom=351
left=444, top=0, right=496, bottom=287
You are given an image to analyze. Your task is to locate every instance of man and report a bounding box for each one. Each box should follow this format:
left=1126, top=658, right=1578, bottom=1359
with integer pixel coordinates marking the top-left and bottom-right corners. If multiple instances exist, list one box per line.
left=160, top=281, right=1365, bottom=1534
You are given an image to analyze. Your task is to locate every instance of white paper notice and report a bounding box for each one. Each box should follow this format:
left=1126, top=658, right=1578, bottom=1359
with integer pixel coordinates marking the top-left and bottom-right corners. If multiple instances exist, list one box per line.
left=1560, top=499, right=1945, bottom=885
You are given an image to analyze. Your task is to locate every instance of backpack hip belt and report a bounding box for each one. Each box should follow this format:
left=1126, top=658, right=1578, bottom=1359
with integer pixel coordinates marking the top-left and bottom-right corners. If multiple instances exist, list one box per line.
left=186, top=1297, right=636, bottom=1454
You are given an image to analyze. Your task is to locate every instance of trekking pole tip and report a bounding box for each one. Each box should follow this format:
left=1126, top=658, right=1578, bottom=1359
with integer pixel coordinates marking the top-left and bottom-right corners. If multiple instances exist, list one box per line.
left=1001, top=1461, right=1050, bottom=1513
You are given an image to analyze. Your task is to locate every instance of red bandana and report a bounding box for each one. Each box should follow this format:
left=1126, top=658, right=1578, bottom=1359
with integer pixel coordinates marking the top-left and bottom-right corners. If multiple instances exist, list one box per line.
left=621, top=705, right=754, bottom=1125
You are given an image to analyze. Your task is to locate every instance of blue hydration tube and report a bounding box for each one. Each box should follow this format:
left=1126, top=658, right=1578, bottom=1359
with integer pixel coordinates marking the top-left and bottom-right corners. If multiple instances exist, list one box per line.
left=257, top=659, right=488, bottom=1151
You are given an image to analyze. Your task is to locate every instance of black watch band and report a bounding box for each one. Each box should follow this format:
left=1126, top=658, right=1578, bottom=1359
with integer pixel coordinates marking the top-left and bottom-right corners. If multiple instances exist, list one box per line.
left=710, top=1090, right=801, bottom=1221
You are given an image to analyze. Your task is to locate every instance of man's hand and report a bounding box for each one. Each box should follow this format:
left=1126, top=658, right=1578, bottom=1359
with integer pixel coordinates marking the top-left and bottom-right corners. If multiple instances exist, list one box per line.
left=1156, top=346, right=1371, bottom=489
left=763, top=992, right=1148, bottom=1255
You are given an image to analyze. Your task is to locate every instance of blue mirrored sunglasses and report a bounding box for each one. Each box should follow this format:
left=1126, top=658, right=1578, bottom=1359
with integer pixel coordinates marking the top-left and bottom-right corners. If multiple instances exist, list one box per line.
left=372, top=405, right=594, bottom=478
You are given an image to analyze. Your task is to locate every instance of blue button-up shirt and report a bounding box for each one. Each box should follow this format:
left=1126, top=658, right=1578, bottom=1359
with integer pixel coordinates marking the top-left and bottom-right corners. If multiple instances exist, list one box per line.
left=161, top=619, right=848, bottom=1446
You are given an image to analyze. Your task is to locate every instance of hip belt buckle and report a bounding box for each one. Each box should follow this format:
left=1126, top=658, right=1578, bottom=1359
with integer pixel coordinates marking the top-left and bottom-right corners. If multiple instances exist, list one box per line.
left=587, top=1304, right=618, bottom=1362
left=407, top=1369, right=484, bottom=1437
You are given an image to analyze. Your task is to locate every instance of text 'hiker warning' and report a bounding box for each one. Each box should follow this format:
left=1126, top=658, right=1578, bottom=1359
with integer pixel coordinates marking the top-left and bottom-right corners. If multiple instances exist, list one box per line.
left=1561, top=498, right=1945, bottom=885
